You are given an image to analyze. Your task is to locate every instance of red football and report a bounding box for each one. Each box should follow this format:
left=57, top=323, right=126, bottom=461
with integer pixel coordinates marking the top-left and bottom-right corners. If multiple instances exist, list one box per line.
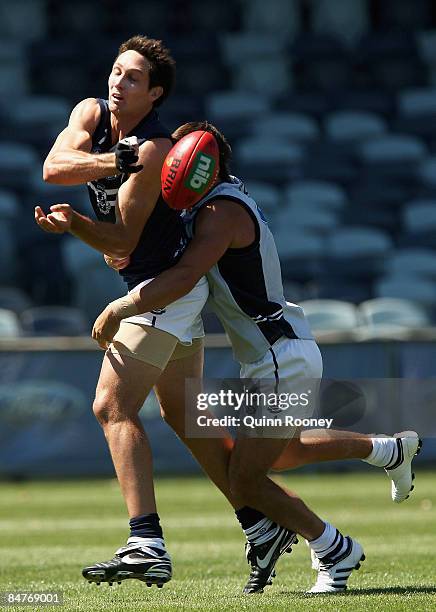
left=161, top=130, right=219, bottom=210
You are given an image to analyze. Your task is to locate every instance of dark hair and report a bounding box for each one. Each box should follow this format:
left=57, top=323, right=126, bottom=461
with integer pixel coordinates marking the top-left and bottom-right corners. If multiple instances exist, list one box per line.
left=172, top=121, right=232, bottom=181
left=117, top=35, right=176, bottom=107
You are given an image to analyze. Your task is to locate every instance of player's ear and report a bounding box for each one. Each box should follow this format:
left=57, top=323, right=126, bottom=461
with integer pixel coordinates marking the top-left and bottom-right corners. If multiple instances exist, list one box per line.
left=150, top=86, right=163, bottom=101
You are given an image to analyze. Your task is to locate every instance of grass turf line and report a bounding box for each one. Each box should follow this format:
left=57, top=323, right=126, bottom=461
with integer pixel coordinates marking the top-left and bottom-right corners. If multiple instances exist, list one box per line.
left=0, top=472, right=435, bottom=611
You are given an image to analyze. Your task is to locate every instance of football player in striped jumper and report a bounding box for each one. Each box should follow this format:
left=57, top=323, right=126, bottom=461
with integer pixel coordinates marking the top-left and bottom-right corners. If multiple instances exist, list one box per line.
left=93, top=122, right=421, bottom=595
left=35, top=36, right=211, bottom=588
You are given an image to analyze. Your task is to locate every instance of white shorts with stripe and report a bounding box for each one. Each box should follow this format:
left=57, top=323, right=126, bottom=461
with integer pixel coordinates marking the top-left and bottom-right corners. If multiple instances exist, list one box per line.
left=124, top=276, right=208, bottom=344
left=239, top=337, right=323, bottom=438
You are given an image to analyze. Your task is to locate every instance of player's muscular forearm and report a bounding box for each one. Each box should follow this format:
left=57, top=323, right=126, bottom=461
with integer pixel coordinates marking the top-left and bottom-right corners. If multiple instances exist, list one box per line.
left=43, top=150, right=118, bottom=186
left=69, top=210, right=131, bottom=258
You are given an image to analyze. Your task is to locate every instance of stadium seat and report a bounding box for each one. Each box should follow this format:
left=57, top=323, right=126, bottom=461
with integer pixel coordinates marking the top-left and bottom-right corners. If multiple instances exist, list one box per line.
left=284, top=180, right=346, bottom=212
left=403, top=200, right=436, bottom=233
left=234, top=138, right=304, bottom=184
left=331, top=90, right=393, bottom=117
left=301, top=142, right=357, bottom=186
left=324, top=111, right=387, bottom=142
left=10, top=95, right=70, bottom=125
left=275, top=231, right=325, bottom=282
left=220, top=32, right=286, bottom=66
left=358, top=298, right=430, bottom=328
left=358, top=135, right=427, bottom=182
left=0, top=222, right=18, bottom=284
left=72, top=263, right=126, bottom=324
left=291, top=34, right=351, bottom=92
left=0, top=0, right=46, bottom=42
left=417, top=29, right=436, bottom=64
left=394, top=88, right=436, bottom=140
left=275, top=92, right=329, bottom=119
left=375, top=276, right=436, bottom=308
left=417, top=29, right=436, bottom=83
left=309, top=0, right=369, bottom=46
left=385, top=249, right=436, bottom=279
left=0, top=288, right=32, bottom=314
left=323, top=226, right=393, bottom=279
left=0, top=308, right=21, bottom=337
left=236, top=138, right=304, bottom=166
left=176, top=60, right=229, bottom=95
left=233, top=58, right=293, bottom=97
left=243, top=181, right=281, bottom=216
left=30, top=179, right=91, bottom=217
left=0, top=42, right=28, bottom=96
left=419, top=156, right=436, bottom=188
left=299, top=299, right=360, bottom=331
left=341, top=205, right=399, bottom=234
left=276, top=207, right=338, bottom=236
left=0, top=142, right=40, bottom=193
left=242, top=0, right=301, bottom=41
left=26, top=38, right=90, bottom=100
left=206, top=91, right=270, bottom=122
left=282, top=280, right=304, bottom=303
left=350, top=177, right=411, bottom=210
left=61, top=238, right=104, bottom=278
left=398, top=88, right=436, bottom=117
left=253, top=113, right=319, bottom=143
left=314, top=277, right=373, bottom=304
left=0, top=190, right=20, bottom=219
left=20, top=306, right=89, bottom=336
left=326, top=226, right=392, bottom=258
left=355, top=32, right=426, bottom=91
left=160, top=94, right=205, bottom=129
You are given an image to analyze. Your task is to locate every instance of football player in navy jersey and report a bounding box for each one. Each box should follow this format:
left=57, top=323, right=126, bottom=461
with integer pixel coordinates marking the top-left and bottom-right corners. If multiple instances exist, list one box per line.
left=94, top=121, right=421, bottom=594
left=34, top=36, right=214, bottom=588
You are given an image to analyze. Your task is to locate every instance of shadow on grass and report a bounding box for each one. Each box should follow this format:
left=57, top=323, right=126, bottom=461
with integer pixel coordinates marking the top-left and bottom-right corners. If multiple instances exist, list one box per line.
left=278, top=585, right=436, bottom=597
left=345, top=586, right=436, bottom=596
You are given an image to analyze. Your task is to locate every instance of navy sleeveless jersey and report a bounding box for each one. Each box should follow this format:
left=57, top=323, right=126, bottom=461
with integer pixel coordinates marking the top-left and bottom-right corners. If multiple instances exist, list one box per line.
left=87, top=99, right=186, bottom=290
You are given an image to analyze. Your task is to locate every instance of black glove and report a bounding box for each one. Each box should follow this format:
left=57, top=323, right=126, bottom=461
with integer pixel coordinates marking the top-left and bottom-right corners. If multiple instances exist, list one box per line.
left=114, top=140, right=143, bottom=174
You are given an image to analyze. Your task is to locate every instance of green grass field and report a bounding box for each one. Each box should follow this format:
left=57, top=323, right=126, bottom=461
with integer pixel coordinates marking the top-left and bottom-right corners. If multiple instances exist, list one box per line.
left=1, top=472, right=435, bottom=612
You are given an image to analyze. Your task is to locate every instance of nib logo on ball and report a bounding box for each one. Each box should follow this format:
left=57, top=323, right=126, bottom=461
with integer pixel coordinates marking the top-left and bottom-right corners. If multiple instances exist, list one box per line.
left=186, top=152, right=216, bottom=193
left=161, top=130, right=219, bottom=210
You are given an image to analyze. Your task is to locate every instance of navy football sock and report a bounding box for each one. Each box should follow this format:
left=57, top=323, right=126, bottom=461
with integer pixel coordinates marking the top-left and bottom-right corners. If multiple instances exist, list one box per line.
left=129, top=513, right=163, bottom=539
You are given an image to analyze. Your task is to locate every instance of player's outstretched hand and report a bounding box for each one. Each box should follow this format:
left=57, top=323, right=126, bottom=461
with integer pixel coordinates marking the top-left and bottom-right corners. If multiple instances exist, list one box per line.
left=92, top=305, right=121, bottom=350
left=35, top=203, right=73, bottom=233
left=114, top=139, right=143, bottom=174
left=104, top=254, right=131, bottom=270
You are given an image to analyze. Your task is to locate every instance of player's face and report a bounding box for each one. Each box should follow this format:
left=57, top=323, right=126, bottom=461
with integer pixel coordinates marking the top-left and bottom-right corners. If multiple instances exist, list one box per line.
left=108, top=50, right=160, bottom=115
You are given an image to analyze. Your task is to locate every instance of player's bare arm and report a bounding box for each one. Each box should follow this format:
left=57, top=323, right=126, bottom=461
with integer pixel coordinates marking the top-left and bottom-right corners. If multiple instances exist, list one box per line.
left=35, top=138, right=171, bottom=257
left=42, top=98, right=119, bottom=185
left=92, top=200, right=252, bottom=348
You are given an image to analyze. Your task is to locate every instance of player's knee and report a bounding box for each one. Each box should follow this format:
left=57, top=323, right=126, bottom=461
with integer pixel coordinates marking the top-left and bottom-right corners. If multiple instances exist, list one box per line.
left=92, top=392, right=123, bottom=426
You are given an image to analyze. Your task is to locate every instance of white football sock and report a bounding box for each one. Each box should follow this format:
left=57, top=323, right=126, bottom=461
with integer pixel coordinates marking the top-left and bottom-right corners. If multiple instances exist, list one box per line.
left=308, top=522, right=347, bottom=560
left=244, top=516, right=280, bottom=546
left=363, top=437, right=398, bottom=468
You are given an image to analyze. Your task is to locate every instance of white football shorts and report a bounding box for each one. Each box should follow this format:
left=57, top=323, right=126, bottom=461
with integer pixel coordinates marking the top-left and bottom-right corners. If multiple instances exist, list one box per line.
left=239, top=337, right=323, bottom=438
left=124, top=275, right=208, bottom=344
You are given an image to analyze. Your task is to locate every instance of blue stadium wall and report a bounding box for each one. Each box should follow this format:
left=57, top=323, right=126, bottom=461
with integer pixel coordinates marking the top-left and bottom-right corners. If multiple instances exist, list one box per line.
left=0, top=341, right=435, bottom=478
